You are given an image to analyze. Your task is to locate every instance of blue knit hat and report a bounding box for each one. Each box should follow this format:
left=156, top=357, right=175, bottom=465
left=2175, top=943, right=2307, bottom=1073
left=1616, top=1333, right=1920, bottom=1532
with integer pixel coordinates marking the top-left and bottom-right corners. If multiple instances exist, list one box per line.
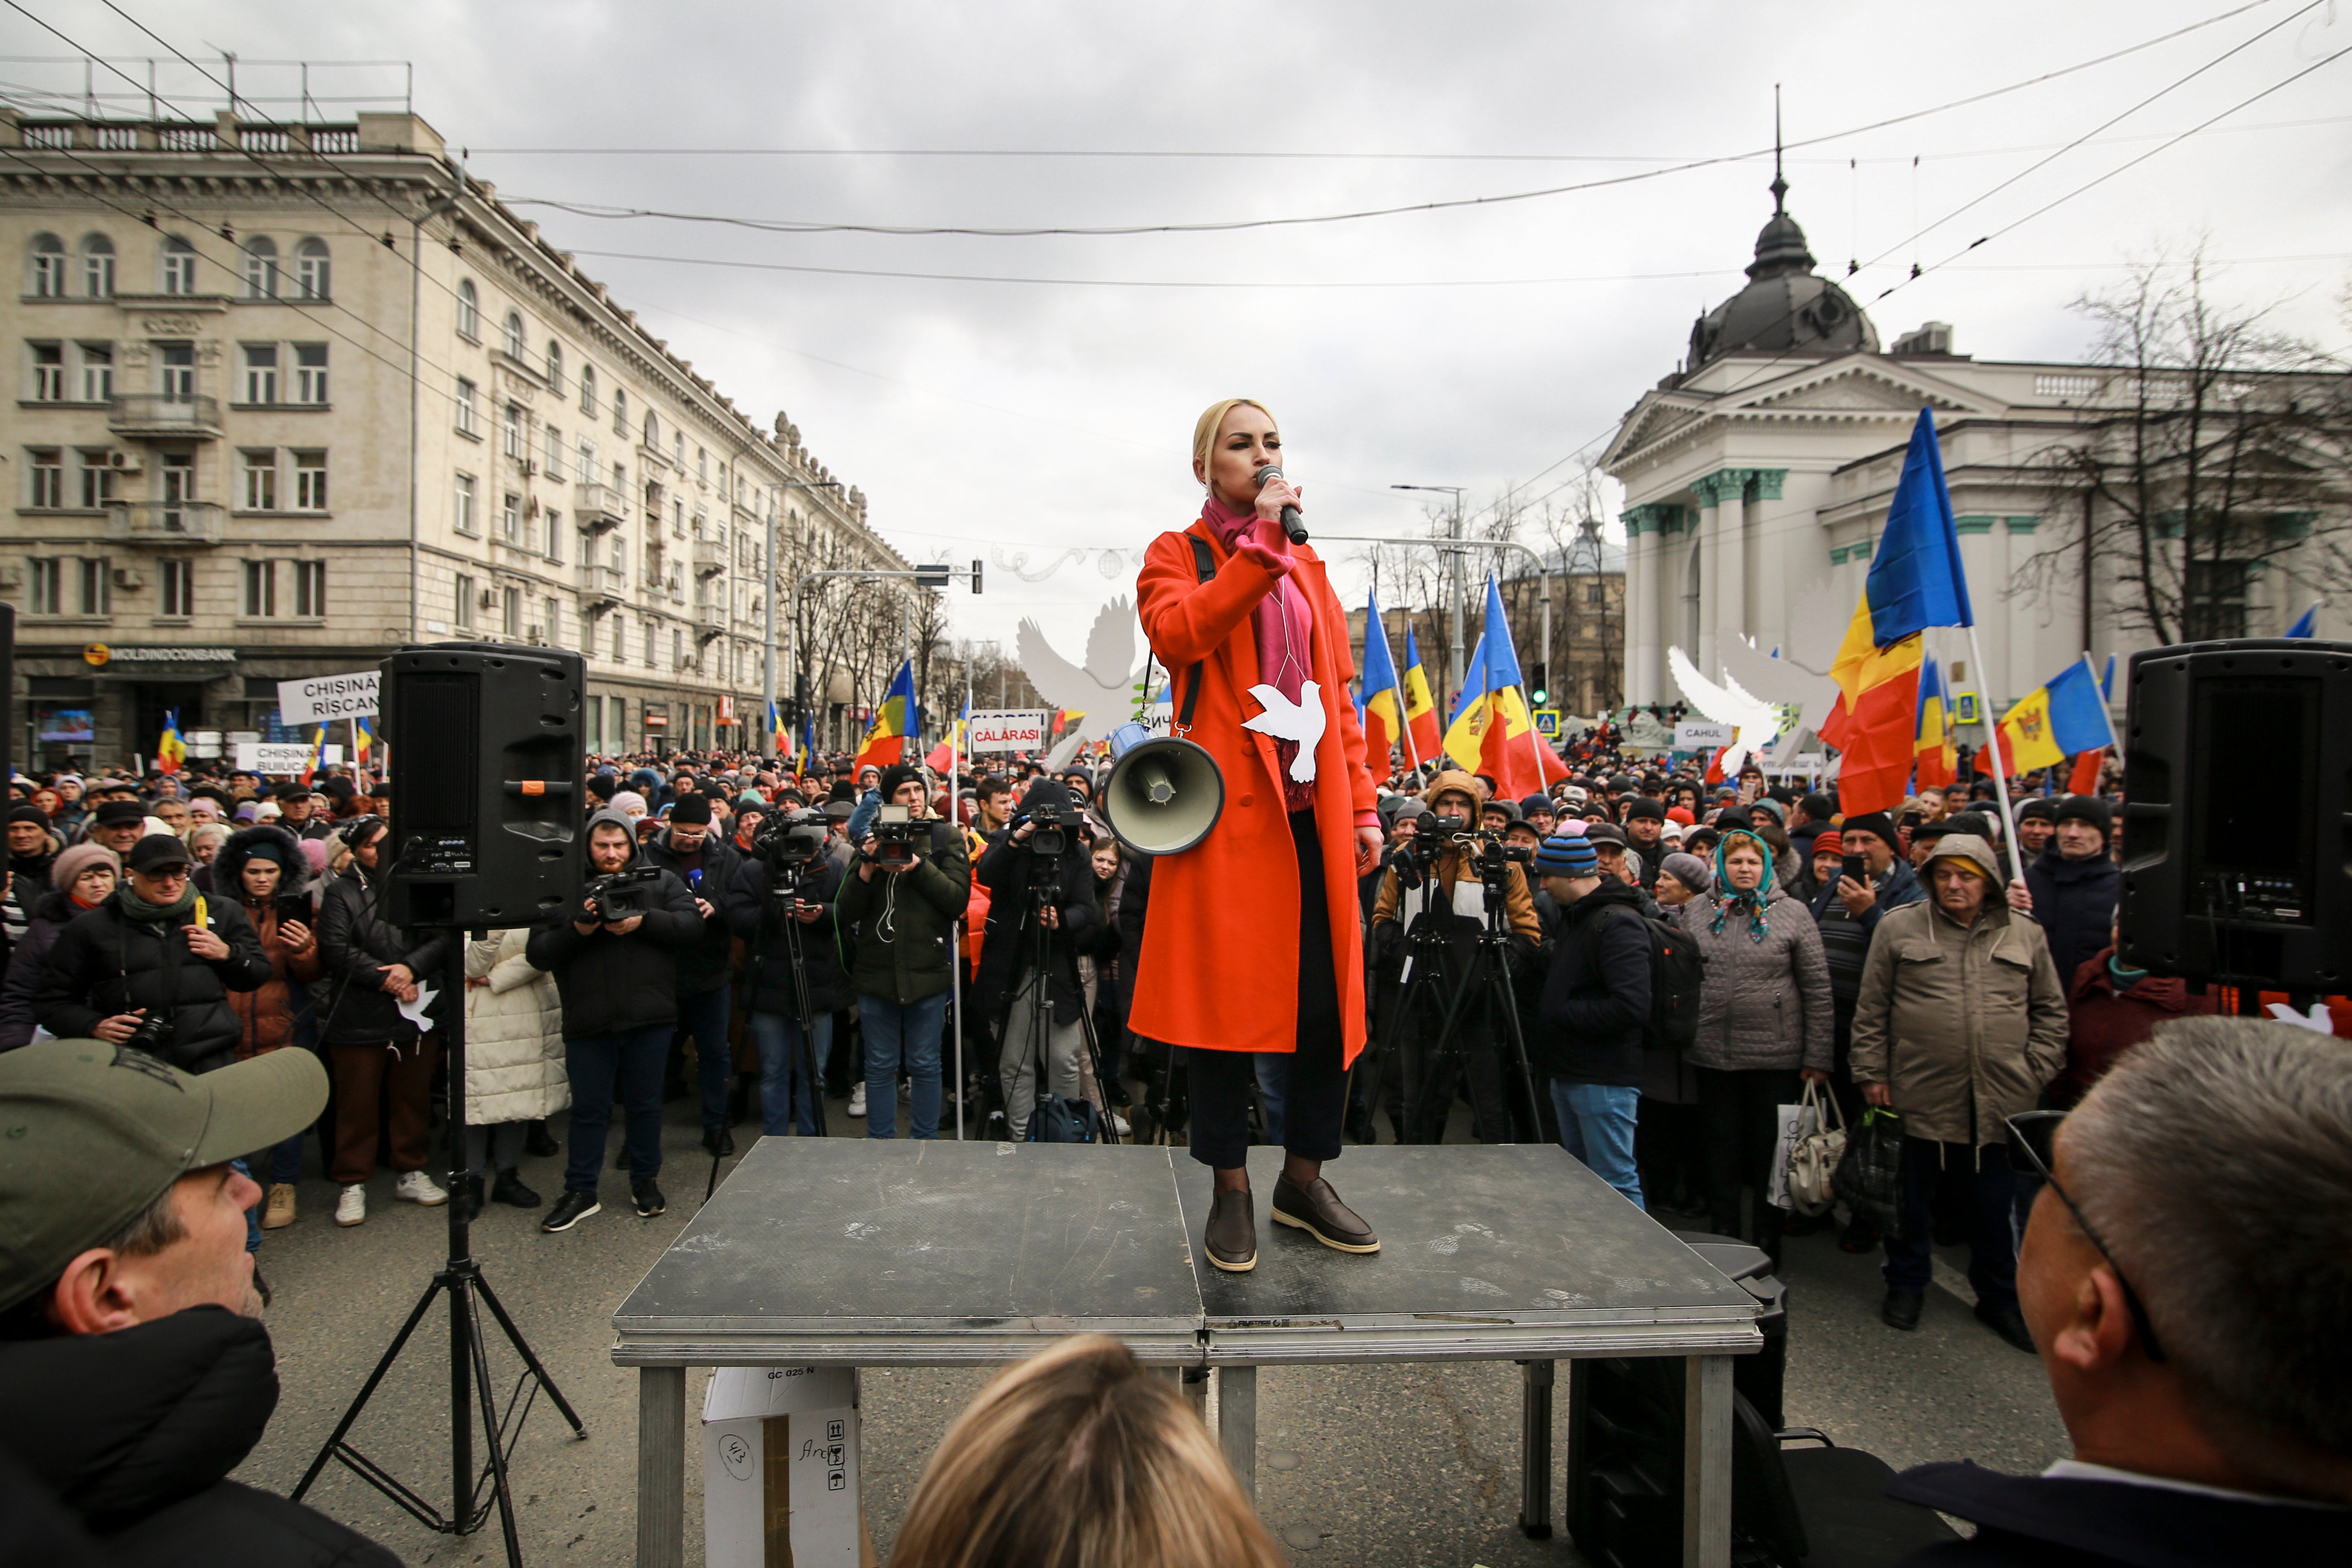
left=1534, top=832, right=1598, bottom=879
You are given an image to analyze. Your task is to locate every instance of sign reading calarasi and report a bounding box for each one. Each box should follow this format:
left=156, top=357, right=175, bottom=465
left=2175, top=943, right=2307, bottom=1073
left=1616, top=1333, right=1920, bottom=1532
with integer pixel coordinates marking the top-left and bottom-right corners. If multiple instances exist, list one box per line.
left=278, top=671, right=380, bottom=725
left=965, top=711, right=1050, bottom=753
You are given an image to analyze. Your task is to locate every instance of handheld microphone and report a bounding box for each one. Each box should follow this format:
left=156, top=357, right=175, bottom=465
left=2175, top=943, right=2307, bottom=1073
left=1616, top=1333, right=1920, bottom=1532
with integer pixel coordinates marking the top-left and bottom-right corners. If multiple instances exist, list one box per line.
left=1253, top=464, right=1309, bottom=544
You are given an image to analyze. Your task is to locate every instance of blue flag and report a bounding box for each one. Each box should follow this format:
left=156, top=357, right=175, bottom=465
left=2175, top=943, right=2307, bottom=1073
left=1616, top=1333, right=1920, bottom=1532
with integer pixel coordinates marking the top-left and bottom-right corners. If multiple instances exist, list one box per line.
left=2287, top=603, right=2319, bottom=638
left=1865, top=408, right=1975, bottom=645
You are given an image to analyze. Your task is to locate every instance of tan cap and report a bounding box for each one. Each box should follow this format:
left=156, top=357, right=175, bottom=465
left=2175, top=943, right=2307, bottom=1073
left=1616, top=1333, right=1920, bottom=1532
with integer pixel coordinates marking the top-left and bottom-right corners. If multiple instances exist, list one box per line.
left=0, top=1041, right=327, bottom=1310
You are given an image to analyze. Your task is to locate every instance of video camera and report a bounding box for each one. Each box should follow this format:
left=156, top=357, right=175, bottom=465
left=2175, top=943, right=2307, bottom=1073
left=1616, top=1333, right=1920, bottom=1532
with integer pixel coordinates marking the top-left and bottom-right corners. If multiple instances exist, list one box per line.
left=871, top=803, right=921, bottom=869
left=1017, top=799, right=1076, bottom=859
left=753, top=807, right=831, bottom=874
left=586, top=865, right=664, bottom=922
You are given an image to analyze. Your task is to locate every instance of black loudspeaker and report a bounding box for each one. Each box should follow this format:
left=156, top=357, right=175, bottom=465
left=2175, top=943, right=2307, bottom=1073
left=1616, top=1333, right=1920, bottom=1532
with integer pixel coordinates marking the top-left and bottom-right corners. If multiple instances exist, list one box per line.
left=383, top=643, right=585, bottom=928
left=2118, top=638, right=2352, bottom=990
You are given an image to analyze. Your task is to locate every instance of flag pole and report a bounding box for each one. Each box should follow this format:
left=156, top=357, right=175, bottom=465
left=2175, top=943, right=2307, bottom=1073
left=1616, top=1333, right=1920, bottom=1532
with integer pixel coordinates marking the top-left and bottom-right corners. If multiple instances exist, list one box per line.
left=951, top=670, right=969, bottom=1141
left=1962, top=626, right=2025, bottom=884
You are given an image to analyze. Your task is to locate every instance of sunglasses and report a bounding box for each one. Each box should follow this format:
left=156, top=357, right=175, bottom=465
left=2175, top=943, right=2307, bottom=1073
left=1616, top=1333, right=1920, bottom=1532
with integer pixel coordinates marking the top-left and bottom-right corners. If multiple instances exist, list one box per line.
left=2005, top=1110, right=2166, bottom=1362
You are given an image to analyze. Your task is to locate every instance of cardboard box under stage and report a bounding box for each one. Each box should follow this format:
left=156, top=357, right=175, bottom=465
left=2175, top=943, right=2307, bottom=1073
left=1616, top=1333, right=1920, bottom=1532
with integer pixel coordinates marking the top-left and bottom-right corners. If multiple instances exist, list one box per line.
left=614, top=1139, right=1762, bottom=1568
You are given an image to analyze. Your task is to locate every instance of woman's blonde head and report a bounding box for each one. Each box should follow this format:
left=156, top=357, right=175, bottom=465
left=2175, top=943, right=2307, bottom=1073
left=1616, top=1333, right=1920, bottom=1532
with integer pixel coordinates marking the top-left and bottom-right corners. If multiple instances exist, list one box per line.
left=891, top=1334, right=1283, bottom=1568
left=1190, top=398, right=1276, bottom=486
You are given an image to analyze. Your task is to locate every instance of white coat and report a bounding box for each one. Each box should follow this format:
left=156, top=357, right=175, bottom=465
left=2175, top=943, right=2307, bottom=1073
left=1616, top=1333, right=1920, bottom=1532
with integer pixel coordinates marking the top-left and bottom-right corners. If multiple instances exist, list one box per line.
left=463, top=928, right=569, bottom=1126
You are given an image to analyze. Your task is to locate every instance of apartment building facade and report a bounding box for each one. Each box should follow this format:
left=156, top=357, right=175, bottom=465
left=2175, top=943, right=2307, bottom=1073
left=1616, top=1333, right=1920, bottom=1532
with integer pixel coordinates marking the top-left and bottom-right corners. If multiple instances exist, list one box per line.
left=0, top=108, right=900, bottom=771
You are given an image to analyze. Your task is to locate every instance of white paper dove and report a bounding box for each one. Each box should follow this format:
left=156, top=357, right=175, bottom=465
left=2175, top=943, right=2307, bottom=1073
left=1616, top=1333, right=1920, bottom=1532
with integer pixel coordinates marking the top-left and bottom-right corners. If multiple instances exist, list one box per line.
left=397, top=983, right=440, bottom=1032
left=2264, top=1001, right=2337, bottom=1035
left=1242, top=681, right=1325, bottom=782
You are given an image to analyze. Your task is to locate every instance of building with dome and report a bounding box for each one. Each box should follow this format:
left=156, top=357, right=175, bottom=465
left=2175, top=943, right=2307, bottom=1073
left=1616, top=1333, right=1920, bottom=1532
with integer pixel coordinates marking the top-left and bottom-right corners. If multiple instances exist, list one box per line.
left=1601, top=172, right=2338, bottom=731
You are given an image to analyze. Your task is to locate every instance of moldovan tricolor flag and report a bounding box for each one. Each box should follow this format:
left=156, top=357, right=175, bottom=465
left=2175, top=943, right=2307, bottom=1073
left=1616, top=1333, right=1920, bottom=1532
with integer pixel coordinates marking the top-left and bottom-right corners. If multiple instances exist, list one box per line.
left=926, top=697, right=969, bottom=773
left=1820, top=408, right=1974, bottom=814
left=770, top=700, right=792, bottom=761
left=1358, top=589, right=1412, bottom=770
left=855, top=662, right=917, bottom=771
left=300, top=726, right=328, bottom=786
left=1977, top=655, right=2117, bottom=776
left=1912, top=653, right=1958, bottom=789
left=155, top=708, right=186, bottom=775
left=1400, top=621, right=1442, bottom=765
left=1440, top=578, right=1568, bottom=799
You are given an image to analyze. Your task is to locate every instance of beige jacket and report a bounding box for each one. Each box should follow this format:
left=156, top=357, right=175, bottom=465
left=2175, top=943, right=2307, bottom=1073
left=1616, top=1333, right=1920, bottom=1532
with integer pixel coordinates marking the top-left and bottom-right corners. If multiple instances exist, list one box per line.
left=463, top=927, right=570, bottom=1126
left=1848, top=894, right=2068, bottom=1148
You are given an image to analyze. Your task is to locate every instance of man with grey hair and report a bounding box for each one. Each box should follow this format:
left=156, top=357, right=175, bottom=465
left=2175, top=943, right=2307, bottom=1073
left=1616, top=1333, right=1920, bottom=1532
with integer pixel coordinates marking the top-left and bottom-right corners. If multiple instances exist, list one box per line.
left=1886, top=1017, right=2352, bottom=1561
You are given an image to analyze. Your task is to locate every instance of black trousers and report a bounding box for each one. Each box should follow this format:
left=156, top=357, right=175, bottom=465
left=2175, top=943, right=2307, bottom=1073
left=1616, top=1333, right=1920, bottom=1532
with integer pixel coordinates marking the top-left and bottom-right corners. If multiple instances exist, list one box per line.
left=1696, top=1064, right=1801, bottom=1256
left=1185, top=810, right=1347, bottom=1170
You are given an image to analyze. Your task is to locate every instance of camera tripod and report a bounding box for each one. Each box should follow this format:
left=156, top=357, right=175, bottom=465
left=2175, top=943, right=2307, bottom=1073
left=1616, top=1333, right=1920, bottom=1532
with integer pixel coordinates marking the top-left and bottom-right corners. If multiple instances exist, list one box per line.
left=1384, top=849, right=1545, bottom=1145
left=992, top=863, right=1122, bottom=1144
left=293, top=932, right=586, bottom=1568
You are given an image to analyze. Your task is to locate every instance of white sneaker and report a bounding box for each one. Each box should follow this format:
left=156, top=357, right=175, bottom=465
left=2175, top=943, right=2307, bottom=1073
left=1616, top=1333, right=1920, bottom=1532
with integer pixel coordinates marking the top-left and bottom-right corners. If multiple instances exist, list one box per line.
left=394, top=1170, right=449, bottom=1206
left=1110, top=1113, right=1131, bottom=1136
left=335, top=1184, right=367, bottom=1227
left=847, top=1083, right=867, bottom=1118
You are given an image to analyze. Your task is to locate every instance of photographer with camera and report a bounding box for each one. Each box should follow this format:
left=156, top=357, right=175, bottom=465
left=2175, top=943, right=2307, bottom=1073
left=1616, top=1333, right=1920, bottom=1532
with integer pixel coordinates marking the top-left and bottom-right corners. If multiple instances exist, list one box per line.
left=528, top=810, right=703, bottom=1230
left=639, top=793, right=744, bottom=1157
left=726, top=806, right=848, bottom=1137
left=1368, top=771, right=1542, bottom=1144
left=312, top=816, right=450, bottom=1227
left=838, top=764, right=970, bottom=1140
left=33, top=834, right=270, bottom=1080
left=974, top=776, right=1102, bottom=1141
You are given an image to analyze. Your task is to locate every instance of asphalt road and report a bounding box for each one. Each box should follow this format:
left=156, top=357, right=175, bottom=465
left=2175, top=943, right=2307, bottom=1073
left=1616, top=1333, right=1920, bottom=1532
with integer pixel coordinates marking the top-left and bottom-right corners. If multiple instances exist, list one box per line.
left=236, top=1091, right=2067, bottom=1566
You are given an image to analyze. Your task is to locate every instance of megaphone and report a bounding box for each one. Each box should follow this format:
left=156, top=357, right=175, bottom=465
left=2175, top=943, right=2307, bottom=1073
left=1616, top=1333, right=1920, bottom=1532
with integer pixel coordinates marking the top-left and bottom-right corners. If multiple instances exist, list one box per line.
left=1098, top=720, right=1225, bottom=857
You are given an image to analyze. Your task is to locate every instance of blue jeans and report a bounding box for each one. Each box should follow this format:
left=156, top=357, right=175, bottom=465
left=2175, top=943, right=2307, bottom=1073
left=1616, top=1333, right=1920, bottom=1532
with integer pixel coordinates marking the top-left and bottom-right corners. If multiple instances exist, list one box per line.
left=563, top=1024, right=669, bottom=1193
left=860, top=992, right=947, bottom=1140
left=751, top=1011, right=834, bottom=1136
left=1552, top=1079, right=1645, bottom=1208
left=1253, top=1053, right=1289, bottom=1146
left=673, top=985, right=734, bottom=1132
left=1883, top=1136, right=2019, bottom=1313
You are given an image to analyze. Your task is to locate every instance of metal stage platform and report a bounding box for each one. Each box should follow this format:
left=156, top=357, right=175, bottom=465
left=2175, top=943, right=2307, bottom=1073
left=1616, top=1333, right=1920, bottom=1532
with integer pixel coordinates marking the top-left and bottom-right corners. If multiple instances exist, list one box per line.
left=613, top=1139, right=1762, bottom=1568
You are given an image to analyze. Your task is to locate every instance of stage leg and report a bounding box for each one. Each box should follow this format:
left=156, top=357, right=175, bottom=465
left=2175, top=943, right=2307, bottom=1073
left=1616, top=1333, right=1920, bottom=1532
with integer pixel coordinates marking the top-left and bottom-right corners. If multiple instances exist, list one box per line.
left=1218, top=1364, right=1258, bottom=1500
left=1681, top=1354, right=1732, bottom=1568
left=1564, top=1358, right=1592, bottom=1547
left=637, top=1365, right=687, bottom=1568
left=1517, top=1358, right=1555, bottom=1538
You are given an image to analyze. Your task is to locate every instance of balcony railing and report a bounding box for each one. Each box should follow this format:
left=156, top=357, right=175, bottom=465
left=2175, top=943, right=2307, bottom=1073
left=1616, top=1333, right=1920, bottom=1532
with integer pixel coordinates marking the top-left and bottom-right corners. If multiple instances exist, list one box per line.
left=575, top=481, right=628, bottom=531
left=109, top=394, right=222, bottom=440
left=107, top=500, right=225, bottom=545
left=578, top=563, right=625, bottom=605
left=691, top=539, right=725, bottom=577
left=695, top=599, right=728, bottom=632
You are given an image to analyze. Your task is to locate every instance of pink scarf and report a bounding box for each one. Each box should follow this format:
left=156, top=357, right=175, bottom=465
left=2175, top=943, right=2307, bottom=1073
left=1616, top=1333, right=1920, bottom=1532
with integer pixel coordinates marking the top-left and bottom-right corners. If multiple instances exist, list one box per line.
left=1202, top=495, right=1315, bottom=809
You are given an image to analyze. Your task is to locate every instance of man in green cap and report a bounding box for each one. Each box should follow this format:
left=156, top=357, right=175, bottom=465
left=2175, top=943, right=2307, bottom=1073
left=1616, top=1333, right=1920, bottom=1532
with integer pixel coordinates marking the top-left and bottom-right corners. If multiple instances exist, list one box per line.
left=0, top=1038, right=399, bottom=1564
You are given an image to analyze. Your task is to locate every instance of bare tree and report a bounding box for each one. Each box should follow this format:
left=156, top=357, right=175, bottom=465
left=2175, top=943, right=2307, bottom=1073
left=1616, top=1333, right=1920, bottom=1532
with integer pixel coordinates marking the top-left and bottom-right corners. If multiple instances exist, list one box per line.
left=2017, top=251, right=2350, bottom=646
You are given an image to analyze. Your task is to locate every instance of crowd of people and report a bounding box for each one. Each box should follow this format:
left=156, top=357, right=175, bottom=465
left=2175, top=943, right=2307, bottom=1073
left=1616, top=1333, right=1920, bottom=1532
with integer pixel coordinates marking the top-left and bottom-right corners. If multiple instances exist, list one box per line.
left=0, top=734, right=2347, bottom=1564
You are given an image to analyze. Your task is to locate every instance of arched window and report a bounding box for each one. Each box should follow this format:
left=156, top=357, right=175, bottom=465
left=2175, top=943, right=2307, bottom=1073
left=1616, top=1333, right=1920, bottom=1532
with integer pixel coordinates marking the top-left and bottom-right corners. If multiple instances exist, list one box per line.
left=545, top=339, right=564, bottom=389
left=455, top=278, right=479, bottom=339
left=28, top=233, right=64, bottom=297
left=79, top=234, right=114, bottom=298
left=611, top=386, right=627, bottom=437
left=160, top=235, right=197, bottom=296
left=579, top=364, right=597, bottom=415
left=241, top=236, right=278, bottom=299
left=502, top=310, right=525, bottom=360
left=644, top=410, right=659, bottom=449
left=293, top=238, right=329, bottom=300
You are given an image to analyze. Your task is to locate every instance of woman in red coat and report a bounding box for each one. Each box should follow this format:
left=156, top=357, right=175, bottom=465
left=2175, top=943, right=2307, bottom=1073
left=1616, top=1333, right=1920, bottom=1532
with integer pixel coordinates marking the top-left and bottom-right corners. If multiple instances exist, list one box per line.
left=1133, top=398, right=1384, bottom=1272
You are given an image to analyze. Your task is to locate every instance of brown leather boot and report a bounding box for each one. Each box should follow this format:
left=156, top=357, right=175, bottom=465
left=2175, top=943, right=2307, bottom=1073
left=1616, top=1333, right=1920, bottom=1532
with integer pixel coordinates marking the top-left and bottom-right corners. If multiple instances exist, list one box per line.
left=1272, top=1174, right=1379, bottom=1254
left=1204, top=1188, right=1257, bottom=1273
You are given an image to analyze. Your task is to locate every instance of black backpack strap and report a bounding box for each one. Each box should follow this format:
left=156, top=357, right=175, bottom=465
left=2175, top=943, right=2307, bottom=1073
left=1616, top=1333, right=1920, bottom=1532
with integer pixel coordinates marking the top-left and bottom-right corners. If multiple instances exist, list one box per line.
left=1177, top=534, right=1217, bottom=732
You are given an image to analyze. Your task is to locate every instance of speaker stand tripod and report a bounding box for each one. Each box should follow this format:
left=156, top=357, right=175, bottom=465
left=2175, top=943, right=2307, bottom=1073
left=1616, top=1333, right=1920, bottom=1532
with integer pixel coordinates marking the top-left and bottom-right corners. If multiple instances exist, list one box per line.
left=292, top=933, right=587, bottom=1567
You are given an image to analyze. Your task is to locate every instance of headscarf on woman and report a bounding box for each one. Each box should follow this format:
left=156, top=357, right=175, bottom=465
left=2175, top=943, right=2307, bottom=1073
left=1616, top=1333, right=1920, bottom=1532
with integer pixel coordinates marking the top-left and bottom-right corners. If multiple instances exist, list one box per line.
left=1708, top=827, right=1779, bottom=943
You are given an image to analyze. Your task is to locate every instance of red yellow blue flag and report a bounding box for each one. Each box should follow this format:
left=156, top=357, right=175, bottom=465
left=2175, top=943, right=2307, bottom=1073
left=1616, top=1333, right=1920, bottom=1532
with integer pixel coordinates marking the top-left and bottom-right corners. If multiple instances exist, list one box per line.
left=854, top=662, right=917, bottom=771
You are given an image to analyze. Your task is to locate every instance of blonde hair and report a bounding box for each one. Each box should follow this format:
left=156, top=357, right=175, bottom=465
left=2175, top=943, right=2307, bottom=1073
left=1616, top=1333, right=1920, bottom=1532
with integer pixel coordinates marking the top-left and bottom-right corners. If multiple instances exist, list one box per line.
left=1190, top=398, right=1276, bottom=485
left=891, top=1334, right=1284, bottom=1568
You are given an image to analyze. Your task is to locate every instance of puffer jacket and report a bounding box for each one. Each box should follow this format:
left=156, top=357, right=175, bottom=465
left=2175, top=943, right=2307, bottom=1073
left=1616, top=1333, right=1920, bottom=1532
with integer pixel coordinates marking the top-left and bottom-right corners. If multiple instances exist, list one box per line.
left=840, top=816, right=971, bottom=1007
left=525, top=807, right=702, bottom=1036
left=0, top=1305, right=398, bottom=1568
left=313, top=862, right=449, bottom=1047
left=33, top=892, right=271, bottom=1074
left=2022, top=844, right=2119, bottom=998
left=217, top=827, right=322, bottom=1059
left=0, top=887, right=88, bottom=1050
left=463, top=927, right=569, bottom=1124
left=637, top=826, right=745, bottom=996
left=1672, top=885, right=1834, bottom=1075
left=1850, top=853, right=2069, bottom=1147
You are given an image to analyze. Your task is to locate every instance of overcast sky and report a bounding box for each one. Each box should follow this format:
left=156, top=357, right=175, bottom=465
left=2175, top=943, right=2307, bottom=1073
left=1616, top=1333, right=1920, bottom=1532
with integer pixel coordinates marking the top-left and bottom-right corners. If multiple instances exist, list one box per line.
left=9, top=0, right=2348, bottom=659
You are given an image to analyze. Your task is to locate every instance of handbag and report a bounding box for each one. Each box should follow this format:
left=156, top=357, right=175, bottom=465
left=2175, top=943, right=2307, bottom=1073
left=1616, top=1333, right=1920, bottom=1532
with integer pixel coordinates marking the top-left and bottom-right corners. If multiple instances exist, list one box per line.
left=1783, top=1080, right=1846, bottom=1217
left=1833, top=1105, right=1906, bottom=1238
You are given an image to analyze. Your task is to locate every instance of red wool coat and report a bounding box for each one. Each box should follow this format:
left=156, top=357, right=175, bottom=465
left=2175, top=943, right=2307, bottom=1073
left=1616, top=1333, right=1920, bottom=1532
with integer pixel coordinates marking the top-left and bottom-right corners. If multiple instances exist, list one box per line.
left=1130, top=521, right=1377, bottom=1063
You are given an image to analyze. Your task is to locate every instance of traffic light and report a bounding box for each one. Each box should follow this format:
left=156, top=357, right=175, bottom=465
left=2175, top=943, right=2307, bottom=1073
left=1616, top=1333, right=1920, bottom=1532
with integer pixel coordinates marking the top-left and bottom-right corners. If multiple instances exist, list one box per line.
left=915, top=563, right=952, bottom=590
left=1532, top=688, right=1548, bottom=706
left=971, top=558, right=983, bottom=594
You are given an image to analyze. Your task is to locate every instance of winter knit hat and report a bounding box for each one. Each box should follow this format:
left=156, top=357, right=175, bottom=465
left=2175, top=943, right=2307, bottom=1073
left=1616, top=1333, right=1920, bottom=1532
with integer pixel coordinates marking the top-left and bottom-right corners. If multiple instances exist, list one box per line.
left=50, top=841, right=120, bottom=892
left=610, top=790, right=648, bottom=817
left=2054, top=793, right=2113, bottom=841
left=1811, top=830, right=1844, bottom=859
left=1533, top=833, right=1599, bottom=879
left=1661, top=852, right=1714, bottom=897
